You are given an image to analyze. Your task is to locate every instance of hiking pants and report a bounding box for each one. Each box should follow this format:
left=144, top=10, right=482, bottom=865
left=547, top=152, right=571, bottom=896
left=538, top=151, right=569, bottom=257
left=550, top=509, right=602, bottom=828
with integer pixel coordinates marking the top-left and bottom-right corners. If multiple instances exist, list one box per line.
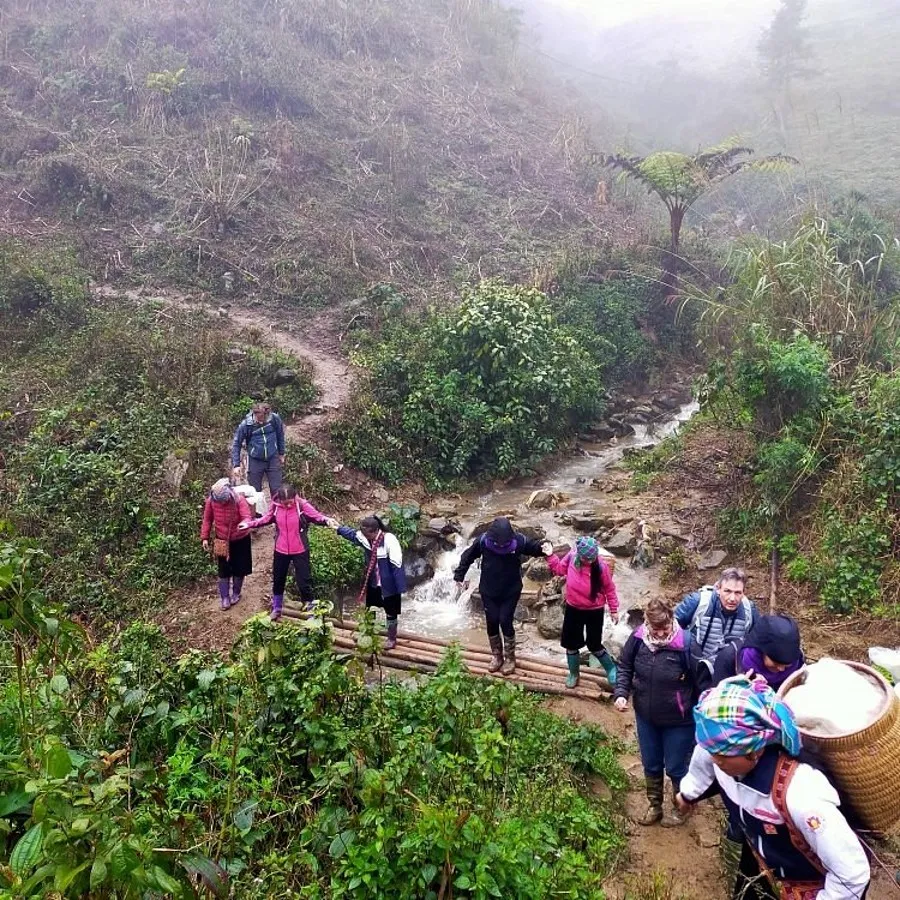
left=482, top=591, right=519, bottom=639
left=634, top=714, right=694, bottom=781
left=272, top=550, right=313, bottom=605
left=247, top=455, right=283, bottom=494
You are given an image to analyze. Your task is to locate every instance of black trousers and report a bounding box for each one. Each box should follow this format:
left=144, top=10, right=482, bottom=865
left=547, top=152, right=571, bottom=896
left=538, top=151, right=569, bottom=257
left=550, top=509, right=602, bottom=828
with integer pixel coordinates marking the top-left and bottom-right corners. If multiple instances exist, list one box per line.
left=366, top=584, right=402, bottom=618
left=482, top=592, right=519, bottom=639
left=560, top=604, right=606, bottom=652
left=272, top=550, right=313, bottom=603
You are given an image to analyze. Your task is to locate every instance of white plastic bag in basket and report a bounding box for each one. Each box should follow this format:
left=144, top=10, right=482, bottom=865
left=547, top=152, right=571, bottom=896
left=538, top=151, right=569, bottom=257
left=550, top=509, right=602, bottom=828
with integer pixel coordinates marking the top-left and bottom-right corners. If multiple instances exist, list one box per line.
left=868, top=647, right=900, bottom=682
left=783, top=658, right=883, bottom=736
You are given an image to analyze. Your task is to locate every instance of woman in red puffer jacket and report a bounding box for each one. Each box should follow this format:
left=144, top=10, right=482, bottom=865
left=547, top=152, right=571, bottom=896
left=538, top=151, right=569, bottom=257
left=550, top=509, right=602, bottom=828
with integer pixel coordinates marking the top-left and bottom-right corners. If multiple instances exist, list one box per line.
left=200, top=478, right=254, bottom=610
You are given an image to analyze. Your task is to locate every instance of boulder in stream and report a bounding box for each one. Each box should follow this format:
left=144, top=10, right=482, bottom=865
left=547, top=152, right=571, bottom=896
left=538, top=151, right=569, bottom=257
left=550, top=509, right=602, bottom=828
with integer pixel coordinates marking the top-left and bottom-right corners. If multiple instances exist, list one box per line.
left=537, top=601, right=566, bottom=639
left=527, top=489, right=559, bottom=509
left=604, top=527, right=637, bottom=557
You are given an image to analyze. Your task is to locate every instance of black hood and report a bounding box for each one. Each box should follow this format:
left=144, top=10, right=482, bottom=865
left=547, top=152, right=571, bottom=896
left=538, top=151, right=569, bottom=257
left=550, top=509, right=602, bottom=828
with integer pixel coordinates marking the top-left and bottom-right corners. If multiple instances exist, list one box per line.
left=744, top=614, right=802, bottom=665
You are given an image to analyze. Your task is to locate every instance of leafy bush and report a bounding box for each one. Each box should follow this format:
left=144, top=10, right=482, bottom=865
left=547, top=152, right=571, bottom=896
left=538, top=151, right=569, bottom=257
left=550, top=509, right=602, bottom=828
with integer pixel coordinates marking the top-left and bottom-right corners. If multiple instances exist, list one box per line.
left=686, top=219, right=900, bottom=615
left=334, top=280, right=604, bottom=487
left=0, top=245, right=316, bottom=622
left=554, top=277, right=656, bottom=382
left=0, top=546, right=626, bottom=898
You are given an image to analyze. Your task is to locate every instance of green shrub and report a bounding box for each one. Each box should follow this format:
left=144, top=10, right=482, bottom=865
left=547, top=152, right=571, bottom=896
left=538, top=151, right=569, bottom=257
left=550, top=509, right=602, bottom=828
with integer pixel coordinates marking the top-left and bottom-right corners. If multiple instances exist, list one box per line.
left=0, top=560, right=626, bottom=899
left=334, top=279, right=604, bottom=487
left=0, top=246, right=317, bottom=623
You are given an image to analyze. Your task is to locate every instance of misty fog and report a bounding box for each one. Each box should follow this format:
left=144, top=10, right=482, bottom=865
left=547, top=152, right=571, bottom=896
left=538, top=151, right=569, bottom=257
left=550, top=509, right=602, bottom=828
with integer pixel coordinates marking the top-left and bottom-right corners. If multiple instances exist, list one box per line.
left=512, top=0, right=900, bottom=206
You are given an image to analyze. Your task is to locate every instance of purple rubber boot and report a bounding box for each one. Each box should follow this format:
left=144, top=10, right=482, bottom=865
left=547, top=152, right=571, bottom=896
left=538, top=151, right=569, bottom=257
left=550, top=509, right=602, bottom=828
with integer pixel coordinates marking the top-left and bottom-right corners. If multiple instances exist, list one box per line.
left=231, top=576, right=244, bottom=607
left=270, top=594, right=284, bottom=622
left=218, top=579, right=231, bottom=611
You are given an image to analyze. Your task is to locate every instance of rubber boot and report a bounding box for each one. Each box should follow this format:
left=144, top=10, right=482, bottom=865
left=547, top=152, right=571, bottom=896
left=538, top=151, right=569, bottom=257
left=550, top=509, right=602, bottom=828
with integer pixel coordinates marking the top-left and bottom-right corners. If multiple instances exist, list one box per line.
left=218, top=579, right=231, bottom=611
left=595, top=650, right=618, bottom=687
left=662, top=776, right=687, bottom=828
left=638, top=775, right=664, bottom=826
left=270, top=594, right=284, bottom=622
left=231, top=576, right=244, bottom=607
left=500, top=633, right=516, bottom=676
left=487, top=634, right=503, bottom=673
left=385, top=617, right=398, bottom=651
left=566, top=651, right=580, bottom=688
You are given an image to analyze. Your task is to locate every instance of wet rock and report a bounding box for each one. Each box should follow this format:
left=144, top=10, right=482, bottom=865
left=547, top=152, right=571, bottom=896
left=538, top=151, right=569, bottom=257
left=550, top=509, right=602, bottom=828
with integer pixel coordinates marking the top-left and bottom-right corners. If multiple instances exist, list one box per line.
left=590, top=424, right=617, bottom=441
left=425, top=517, right=459, bottom=535
left=270, top=367, right=297, bottom=387
left=427, top=500, right=459, bottom=518
left=410, top=533, right=441, bottom=556
left=525, top=559, right=553, bottom=583
left=518, top=524, right=546, bottom=543
left=607, top=418, right=636, bottom=438
left=514, top=603, right=537, bottom=624
left=698, top=549, right=728, bottom=570
left=653, top=393, right=684, bottom=411
left=604, top=527, right=637, bottom=557
left=537, top=602, right=565, bottom=639
left=527, top=489, right=559, bottom=509
left=403, top=553, right=434, bottom=589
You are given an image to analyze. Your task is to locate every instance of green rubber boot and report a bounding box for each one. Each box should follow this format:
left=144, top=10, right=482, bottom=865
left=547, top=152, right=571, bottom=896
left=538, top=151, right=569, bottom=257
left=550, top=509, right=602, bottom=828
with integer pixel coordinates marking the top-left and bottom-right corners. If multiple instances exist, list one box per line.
left=591, top=650, right=618, bottom=686
left=566, top=651, right=580, bottom=689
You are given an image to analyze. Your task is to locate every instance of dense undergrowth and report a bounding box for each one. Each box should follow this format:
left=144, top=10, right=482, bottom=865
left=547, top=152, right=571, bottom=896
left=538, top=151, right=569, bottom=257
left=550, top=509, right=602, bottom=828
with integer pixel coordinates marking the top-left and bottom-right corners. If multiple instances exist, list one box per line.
left=336, top=275, right=661, bottom=487
left=0, top=0, right=612, bottom=303
left=0, top=243, right=319, bottom=620
left=655, top=209, right=900, bottom=616
left=0, top=544, right=625, bottom=898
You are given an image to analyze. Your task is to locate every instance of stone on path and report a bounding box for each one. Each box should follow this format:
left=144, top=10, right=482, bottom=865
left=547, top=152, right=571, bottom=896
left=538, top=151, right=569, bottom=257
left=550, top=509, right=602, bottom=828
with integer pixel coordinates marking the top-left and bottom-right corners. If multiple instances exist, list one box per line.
left=697, top=549, right=727, bottom=570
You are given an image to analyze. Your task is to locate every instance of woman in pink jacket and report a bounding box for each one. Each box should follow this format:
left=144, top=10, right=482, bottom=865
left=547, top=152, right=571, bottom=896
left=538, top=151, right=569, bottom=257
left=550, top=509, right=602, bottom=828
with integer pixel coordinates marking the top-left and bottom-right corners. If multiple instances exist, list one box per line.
left=238, top=483, right=334, bottom=621
left=547, top=536, right=619, bottom=688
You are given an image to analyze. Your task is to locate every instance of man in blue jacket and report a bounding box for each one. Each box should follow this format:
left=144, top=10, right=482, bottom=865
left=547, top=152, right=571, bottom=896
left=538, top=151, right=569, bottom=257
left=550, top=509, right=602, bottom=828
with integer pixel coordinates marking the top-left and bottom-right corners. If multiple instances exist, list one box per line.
left=231, top=402, right=286, bottom=494
left=675, top=567, right=757, bottom=669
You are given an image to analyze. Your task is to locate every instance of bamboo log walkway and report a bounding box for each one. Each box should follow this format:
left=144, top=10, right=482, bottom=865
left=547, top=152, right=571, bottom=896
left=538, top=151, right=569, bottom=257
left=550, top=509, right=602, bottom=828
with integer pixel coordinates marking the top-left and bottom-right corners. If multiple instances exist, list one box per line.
left=282, top=602, right=612, bottom=701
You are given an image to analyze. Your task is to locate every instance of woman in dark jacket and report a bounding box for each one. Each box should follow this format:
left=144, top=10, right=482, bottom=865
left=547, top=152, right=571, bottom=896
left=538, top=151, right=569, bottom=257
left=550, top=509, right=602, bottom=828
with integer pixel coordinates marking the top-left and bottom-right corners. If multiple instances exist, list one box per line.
left=712, top=613, right=804, bottom=689
left=615, top=598, right=697, bottom=828
left=453, top=517, right=548, bottom=676
left=336, top=516, right=407, bottom=650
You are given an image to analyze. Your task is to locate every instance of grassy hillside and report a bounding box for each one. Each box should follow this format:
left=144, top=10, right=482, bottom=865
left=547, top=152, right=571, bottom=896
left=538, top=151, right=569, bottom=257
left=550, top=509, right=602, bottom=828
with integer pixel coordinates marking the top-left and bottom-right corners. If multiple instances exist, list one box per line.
left=0, top=0, right=616, bottom=306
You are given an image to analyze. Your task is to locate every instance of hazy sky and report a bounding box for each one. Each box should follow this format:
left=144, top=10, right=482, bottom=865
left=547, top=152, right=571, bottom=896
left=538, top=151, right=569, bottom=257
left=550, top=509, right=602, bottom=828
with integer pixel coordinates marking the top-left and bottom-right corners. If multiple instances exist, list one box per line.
left=534, top=0, right=783, bottom=27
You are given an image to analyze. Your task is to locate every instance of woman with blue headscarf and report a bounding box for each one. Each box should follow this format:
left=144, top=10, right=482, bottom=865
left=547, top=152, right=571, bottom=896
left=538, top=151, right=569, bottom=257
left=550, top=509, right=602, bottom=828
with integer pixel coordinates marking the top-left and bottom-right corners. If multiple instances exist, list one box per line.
left=676, top=677, right=870, bottom=900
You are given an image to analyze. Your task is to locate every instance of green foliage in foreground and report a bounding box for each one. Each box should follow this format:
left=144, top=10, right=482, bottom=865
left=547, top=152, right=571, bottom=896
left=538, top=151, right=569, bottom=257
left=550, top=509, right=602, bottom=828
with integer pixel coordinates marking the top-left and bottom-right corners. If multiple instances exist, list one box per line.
left=336, top=278, right=655, bottom=487
left=0, top=542, right=625, bottom=898
left=687, top=213, right=900, bottom=615
left=0, top=242, right=316, bottom=620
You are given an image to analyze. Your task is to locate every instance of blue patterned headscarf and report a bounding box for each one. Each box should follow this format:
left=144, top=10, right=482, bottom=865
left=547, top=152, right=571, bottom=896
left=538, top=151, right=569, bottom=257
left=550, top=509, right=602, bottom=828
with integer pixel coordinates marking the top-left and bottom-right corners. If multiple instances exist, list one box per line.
left=574, top=536, right=600, bottom=568
left=694, top=676, right=802, bottom=757
left=210, top=478, right=233, bottom=503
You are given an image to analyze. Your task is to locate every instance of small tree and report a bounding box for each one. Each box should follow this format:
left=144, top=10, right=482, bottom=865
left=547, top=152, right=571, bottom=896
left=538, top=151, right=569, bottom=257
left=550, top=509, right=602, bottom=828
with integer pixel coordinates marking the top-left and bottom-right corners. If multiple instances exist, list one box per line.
left=758, top=0, right=816, bottom=144
left=758, top=0, right=815, bottom=95
left=601, top=142, right=796, bottom=297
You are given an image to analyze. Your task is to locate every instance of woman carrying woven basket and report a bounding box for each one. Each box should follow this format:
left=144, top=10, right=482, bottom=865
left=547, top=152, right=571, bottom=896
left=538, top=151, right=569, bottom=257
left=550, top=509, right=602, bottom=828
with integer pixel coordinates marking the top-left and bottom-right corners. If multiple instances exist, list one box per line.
left=675, top=677, right=870, bottom=900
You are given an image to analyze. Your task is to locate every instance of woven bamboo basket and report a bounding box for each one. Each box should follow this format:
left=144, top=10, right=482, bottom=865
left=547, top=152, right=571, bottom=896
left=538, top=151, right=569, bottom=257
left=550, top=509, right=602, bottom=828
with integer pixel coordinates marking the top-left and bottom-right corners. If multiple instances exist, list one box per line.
left=778, top=661, right=900, bottom=833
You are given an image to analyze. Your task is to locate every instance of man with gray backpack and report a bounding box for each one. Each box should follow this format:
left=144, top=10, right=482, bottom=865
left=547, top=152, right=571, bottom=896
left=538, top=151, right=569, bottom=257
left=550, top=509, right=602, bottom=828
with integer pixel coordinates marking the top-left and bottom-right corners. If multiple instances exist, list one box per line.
left=675, top=567, right=757, bottom=689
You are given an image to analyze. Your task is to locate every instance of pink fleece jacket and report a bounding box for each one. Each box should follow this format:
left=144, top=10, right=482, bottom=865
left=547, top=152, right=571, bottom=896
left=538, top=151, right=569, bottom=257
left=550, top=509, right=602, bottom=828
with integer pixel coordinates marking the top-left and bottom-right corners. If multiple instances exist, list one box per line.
left=245, top=497, right=327, bottom=554
left=547, top=552, right=619, bottom=615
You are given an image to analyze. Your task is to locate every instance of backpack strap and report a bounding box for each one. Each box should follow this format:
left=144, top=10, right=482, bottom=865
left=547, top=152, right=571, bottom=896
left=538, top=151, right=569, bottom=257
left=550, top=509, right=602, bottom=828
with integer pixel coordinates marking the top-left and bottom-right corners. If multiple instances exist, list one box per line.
left=771, top=755, right=827, bottom=877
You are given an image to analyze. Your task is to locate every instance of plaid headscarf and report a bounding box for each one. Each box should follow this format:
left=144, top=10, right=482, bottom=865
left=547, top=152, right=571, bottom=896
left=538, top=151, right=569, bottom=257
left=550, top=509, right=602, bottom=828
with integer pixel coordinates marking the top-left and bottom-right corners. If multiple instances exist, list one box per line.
left=694, top=676, right=802, bottom=758
left=210, top=478, right=233, bottom=503
left=574, top=536, right=600, bottom=568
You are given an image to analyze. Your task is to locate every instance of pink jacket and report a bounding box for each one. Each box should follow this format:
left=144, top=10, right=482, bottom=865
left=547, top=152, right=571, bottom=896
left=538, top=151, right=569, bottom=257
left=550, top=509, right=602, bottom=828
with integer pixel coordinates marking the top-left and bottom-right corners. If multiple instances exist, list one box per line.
left=245, top=497, right=327, bottom=554
left=547, top=552, right=619, bottom=615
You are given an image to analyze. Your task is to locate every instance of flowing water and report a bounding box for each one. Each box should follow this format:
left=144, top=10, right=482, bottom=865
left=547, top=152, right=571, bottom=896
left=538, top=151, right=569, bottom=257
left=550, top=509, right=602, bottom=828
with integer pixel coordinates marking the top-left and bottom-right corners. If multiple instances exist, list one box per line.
left=397, top=402, right=699, bottom=659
